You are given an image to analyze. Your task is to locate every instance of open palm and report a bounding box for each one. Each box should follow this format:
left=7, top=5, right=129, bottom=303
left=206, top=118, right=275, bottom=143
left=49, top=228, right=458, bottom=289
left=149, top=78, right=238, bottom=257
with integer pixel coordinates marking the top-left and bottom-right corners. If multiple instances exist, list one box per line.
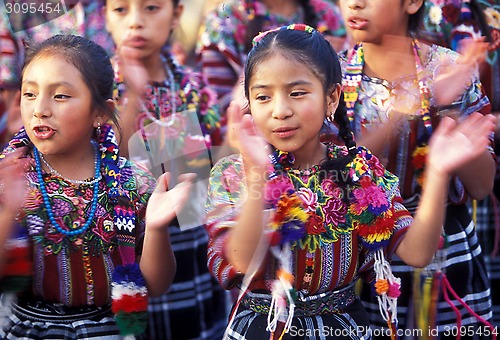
left=427, top=113, right=496, bottom=176
left=145, top=172, right=196, bottom=232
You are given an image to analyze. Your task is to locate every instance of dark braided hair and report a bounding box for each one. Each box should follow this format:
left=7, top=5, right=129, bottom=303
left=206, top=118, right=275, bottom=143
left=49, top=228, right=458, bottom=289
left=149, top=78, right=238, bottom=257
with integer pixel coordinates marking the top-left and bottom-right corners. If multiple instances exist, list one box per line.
left=243, top=0, right=332, bottom=54
left=244, top=25, right=357, bottom=184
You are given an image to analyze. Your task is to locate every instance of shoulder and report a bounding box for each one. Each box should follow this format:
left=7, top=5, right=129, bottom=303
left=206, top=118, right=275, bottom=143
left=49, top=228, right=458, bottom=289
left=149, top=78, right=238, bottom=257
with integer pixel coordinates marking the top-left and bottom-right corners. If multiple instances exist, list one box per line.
left=118, top=157, right=156, bottom=195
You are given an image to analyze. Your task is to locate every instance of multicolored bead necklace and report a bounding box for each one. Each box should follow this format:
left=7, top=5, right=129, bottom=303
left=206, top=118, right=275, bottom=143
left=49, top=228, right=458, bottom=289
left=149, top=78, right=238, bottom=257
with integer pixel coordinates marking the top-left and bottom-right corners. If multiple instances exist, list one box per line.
left=343, top=39, right=433, bottom=187
left=33, top=140, right=101, bottom=236
left=343, top=39, right=433, bottom=134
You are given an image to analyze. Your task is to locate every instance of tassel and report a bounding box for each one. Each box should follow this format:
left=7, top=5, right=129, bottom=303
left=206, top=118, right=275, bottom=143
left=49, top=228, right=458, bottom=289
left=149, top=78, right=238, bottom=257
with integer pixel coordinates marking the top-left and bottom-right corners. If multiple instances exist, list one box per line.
left=373, top=249, right=400, bottom=337
left=440, top=273, right=497, bottom=340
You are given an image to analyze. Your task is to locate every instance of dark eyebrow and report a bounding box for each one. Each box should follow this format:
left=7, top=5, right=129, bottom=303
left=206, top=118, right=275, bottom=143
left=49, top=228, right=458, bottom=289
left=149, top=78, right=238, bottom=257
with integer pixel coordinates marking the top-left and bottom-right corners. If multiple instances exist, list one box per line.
left=250, top=80, right=313, bottom=91
left=21, top=80, right=77, bottom=90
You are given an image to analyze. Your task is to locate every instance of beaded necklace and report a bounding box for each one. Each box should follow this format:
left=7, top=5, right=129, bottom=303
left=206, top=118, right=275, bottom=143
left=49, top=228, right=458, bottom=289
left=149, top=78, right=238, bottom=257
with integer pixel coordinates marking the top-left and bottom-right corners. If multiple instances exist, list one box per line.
left=343, top=39, right=433, bottom=134
left=38, top=140, right=102, bottom=186
left=33, top=140, right=101, bottom=236
left=343, top=39, right=433, bottom=186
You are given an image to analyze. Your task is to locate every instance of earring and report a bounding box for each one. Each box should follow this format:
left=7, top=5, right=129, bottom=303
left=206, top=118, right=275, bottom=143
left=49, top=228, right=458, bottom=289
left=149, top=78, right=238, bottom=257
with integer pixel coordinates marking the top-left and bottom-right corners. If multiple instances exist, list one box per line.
left=96, top=122, right=101, bottom=137
left=327, top=112, right=334, bottom=122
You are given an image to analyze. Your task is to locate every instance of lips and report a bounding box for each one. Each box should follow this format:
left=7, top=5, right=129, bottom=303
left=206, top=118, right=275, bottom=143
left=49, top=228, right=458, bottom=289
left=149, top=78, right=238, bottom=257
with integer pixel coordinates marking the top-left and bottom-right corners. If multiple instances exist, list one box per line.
left=347, top=16, right=368, bottom=30
left=125, top=36, right=147, bottom=48
left=33, top=125, right=56, bottom=140
left=273, top=126, right=298, bottom=138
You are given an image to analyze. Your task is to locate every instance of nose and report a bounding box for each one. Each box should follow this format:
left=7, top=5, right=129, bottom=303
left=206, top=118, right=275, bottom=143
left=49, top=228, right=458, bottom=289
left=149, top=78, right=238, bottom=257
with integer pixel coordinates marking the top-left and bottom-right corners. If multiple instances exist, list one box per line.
left=128, top=7, right=144, bottom=29
left=346, top=0, right=365, bottom=9
left=271, top=96, right=293, bottom=120
left=33, top=96, right=51, bottom=119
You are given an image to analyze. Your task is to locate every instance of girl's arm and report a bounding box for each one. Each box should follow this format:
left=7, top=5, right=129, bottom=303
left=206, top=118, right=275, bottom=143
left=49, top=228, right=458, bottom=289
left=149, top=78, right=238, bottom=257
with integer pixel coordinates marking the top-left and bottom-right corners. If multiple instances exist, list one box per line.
left=139, top=172, right=194, bottom=296
left=396, top=113, right=496, bottom=267
left=224, top=101, right=271, bottom=273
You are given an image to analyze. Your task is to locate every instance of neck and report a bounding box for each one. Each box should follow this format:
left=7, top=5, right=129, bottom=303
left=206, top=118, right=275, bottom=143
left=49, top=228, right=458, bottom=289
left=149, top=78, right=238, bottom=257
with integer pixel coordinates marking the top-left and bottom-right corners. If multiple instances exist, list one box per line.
left=40, top=141, right=97, bottom=181
left=362, top=35, right=417, bottom=82
left=290, top=141, right=326, bottom=170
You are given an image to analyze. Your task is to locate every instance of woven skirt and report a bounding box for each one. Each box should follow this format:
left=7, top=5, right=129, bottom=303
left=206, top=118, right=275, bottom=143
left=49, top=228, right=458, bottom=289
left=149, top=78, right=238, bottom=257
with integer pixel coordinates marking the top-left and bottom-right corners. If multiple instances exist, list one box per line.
left=226, top=286, right=371, bottom=340
left=0, top=294, right=129, bottom=339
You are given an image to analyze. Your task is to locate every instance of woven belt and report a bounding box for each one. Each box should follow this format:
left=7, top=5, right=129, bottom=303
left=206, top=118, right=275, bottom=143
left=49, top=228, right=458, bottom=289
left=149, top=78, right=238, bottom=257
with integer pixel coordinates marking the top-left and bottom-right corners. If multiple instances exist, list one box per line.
left=11, top=299, right=112, bottom=323
left=241, top=284, right=357, bottom=317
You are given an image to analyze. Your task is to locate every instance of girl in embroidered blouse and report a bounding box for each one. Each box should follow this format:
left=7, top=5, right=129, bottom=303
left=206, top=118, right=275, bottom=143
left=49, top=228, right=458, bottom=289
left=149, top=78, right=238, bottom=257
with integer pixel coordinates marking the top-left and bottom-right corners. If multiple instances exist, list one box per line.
left=205, top=24, right=496, bottom=339
left=197, top=0, right=347, bottom=137
left=338, top=0, right=497, bottom=336
left=0, top=34, right=193, bottom=339
left=104, top=1, right=228, bottom=339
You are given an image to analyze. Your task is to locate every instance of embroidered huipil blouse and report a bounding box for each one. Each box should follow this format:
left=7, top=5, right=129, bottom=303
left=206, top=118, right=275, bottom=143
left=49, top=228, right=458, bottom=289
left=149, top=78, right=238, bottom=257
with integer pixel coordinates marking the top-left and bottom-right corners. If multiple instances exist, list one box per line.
left=339, top=45, right=492, bottom=200
left=113, top=52, right=221, bottom=146
left=13, top=155, right=155, bottom=307
left=205, top=144, right=413, bottom=294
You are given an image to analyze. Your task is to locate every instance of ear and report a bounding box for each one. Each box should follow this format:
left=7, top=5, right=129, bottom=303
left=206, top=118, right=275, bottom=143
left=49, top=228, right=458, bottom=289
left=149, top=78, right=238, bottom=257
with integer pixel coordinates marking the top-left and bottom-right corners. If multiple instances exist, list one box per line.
left=93, top=99, right=115, bottom=128
left=171, top=3, right=184, bottom=31
left=326, top=84, right=341, bottom=120
left=406, top=0, right=424, bottom=15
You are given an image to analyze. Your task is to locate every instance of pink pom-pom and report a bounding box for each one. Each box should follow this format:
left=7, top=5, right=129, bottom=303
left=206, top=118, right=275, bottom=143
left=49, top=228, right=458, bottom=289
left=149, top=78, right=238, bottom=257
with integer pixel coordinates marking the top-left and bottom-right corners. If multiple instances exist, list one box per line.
left=387, top=282, right=401, bottom=298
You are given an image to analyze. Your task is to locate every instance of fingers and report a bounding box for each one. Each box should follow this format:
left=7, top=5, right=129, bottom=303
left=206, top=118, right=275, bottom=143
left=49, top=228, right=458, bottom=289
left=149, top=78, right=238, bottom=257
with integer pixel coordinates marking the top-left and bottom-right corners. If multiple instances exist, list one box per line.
left=154, top=172, right=172, bottom=193
left=177, top=172, right=196, bottom=185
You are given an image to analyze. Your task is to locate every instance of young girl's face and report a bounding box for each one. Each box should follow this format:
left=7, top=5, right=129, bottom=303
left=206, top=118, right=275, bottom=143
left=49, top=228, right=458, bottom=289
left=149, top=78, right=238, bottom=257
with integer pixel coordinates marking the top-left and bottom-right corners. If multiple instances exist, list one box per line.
left=21, top=56, right=100, bottom=155
left=105, top=0, right=182, bottom=58
left=248, top=52, right=338, bottom=158
left=338, top=0, right=419, bottom=43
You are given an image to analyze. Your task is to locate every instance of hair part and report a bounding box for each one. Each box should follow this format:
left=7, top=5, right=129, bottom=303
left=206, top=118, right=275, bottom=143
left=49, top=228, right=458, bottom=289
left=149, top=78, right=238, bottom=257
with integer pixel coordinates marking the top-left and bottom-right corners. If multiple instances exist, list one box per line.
left=244, top=27, right=357, bottom=184
left=22, top=34, right=120, bottom=135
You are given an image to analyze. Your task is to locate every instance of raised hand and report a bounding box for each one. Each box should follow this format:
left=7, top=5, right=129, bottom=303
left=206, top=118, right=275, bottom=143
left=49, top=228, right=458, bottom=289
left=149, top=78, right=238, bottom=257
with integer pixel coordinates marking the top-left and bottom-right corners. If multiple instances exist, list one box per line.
left=0, top=150, right=29, bottom=213
left=226, top=101, right=270, bottom=172
left=432, top=37, right=488, bottom=107
left=118, top=43, right=149, bottom=97
left=145, top=172, right=196, bottom=231
left=427, top=112, right=496, bottom=176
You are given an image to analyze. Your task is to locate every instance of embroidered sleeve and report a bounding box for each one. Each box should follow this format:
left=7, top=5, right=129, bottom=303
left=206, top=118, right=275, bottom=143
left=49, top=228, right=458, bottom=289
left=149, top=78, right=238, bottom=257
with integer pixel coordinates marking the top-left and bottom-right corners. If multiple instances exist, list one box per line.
left=350, top=148, right=412, bottom=282
left=205, top=154, right=247, bottom=289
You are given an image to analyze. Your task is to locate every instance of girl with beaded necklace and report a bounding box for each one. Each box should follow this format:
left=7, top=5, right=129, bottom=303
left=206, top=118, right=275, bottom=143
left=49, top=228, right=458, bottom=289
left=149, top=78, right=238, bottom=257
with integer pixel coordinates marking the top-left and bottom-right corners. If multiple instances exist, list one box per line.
left=104, top=0, right=228, bottom=339
left=338, top=0, right=497, bottom=336
left=205, top=24, right=495, bottom=339
left=0, top=34, right=195, bottom=338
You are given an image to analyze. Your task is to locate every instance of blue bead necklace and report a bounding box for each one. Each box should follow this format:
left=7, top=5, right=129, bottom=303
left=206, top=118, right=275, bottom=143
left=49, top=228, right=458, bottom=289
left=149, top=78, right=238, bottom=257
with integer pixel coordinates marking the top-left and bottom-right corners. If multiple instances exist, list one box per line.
left=33, top=140, right=101, bottom=236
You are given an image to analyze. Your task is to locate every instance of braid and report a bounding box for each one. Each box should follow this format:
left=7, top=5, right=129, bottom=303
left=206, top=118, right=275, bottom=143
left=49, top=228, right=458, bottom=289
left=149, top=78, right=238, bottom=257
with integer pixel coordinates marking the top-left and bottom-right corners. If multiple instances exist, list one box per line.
left=320, top=93, right=357, bottom=185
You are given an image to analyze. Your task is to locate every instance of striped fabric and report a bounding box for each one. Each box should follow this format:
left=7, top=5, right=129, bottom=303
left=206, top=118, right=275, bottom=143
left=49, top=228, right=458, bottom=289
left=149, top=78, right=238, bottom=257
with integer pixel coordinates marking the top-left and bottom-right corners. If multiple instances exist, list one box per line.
left=339, top=44, right=495, bottom=337
left=147, top=225, right=230, bottom=340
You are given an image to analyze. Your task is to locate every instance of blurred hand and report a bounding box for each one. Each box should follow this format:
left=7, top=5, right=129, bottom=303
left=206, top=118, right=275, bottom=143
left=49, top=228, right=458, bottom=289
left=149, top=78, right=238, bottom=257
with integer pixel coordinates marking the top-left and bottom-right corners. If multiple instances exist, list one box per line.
left=118, top=44, right=149, bottom=97
left=145, top=172, right=195, bottom=231
left=0, top=150, right=29, bottom=213
left=427, top=112, right=496, bottom=176
left=226, top=101, right=269, bottom=172
left=433, top=37, right=488, bottom=107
